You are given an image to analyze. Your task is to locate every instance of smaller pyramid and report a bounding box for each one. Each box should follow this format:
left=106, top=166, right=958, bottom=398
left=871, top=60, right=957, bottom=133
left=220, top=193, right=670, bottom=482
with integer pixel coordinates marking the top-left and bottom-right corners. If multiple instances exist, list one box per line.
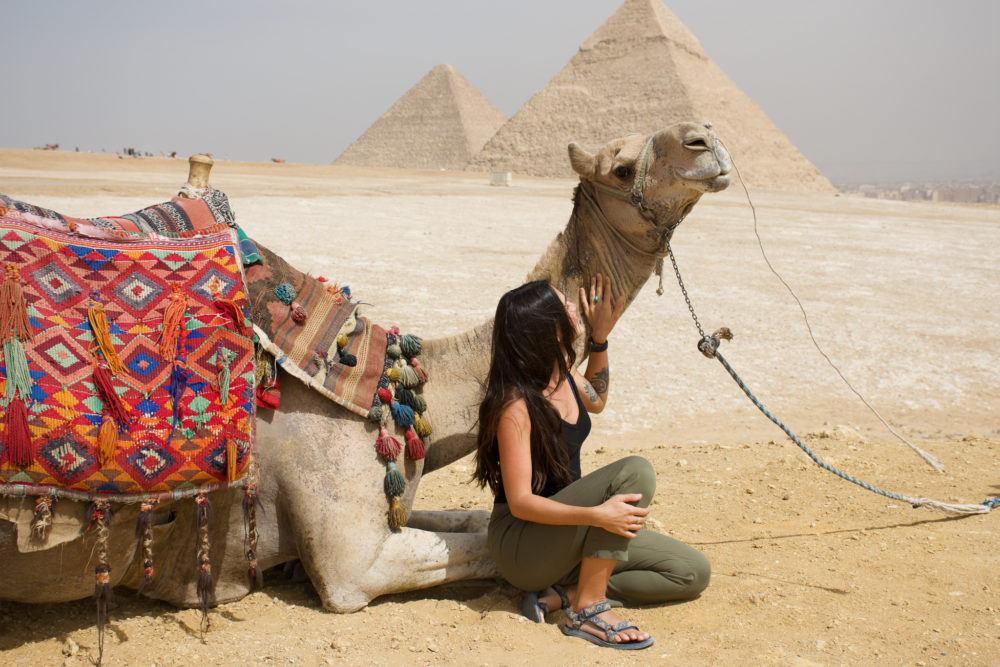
left=334, top=64, right=507, bottom=170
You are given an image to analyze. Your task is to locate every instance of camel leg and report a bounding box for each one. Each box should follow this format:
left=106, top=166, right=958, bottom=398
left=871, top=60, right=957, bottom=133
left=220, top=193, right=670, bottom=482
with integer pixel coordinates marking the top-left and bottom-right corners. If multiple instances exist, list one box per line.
left=406, top=509, right=490, bottom=533
left=357, top=528, right=498, bottom=605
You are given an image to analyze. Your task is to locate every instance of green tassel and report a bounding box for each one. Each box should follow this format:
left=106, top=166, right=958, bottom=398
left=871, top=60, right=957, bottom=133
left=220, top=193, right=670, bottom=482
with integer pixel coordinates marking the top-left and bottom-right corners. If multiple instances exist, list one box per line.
left=387, top=343, right=401, bottom=359
left=384, top=461, right=405, bottom=496
left=3, top=337, right=32, bottom=400
left=399, top=334, right=422, bottom=357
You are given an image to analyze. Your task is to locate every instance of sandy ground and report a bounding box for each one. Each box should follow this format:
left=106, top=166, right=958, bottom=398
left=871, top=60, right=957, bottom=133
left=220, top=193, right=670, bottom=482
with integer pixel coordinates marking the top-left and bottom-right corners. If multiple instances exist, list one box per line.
left=0, top=149, right=998, bottom=666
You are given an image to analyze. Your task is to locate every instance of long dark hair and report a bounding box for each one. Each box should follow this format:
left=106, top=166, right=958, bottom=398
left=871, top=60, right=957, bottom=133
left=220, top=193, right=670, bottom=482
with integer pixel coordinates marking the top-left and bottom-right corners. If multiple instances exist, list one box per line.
left=473, top=280, right=579, bottom=496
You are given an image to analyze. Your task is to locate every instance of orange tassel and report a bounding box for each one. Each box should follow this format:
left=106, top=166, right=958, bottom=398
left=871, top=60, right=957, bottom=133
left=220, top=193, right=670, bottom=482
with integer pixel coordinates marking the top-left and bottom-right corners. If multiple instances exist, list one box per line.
left=159, top=284, right=186, bottom=361
left=0, top=264, right=33, bottom=343
left=87, top=293, right=127, bottom=375
left=97, top=414, right=118, bottom=466
left=226, top=438, right=238, bottom=482
left=5, top=396, right=33, bottom=466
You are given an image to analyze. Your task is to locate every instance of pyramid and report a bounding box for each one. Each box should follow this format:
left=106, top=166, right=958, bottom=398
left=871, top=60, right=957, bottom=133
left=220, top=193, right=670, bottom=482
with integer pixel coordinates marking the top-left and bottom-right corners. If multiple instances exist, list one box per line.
left=334, top=64, right=507, bottom=170
left=468, top=0, right=834, bottom=192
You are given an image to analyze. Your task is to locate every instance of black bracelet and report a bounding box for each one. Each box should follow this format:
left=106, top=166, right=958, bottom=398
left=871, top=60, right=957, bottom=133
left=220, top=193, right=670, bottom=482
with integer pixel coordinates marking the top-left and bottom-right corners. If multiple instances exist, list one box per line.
left=588, top=337, right=608, bottom=353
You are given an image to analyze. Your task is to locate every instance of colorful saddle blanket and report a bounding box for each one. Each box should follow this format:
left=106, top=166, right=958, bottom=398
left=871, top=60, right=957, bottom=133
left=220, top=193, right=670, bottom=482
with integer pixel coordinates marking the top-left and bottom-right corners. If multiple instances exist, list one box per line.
left=0, top=197, right=256, bottom=501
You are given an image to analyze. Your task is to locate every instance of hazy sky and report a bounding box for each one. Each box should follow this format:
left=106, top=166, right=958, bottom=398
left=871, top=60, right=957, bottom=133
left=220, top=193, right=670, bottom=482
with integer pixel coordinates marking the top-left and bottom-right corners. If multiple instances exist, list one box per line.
left=2, top=0, right=997, bottom=183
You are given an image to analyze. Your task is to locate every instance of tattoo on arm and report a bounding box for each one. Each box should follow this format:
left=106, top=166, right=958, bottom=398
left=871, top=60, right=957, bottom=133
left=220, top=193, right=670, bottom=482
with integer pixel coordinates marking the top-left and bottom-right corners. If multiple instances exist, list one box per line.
left=589, top=367, right=609, bottom=396
left=583, top=381, right=599, bottom=403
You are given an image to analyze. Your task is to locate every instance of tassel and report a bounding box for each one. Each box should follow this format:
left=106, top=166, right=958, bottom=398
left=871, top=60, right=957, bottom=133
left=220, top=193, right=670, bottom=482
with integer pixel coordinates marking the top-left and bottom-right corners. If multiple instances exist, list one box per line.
left=377, top=387, right=393, bottom=404
left=243, top=485, right=263, bottom=589
left=386, top=343, right=401, bottom=359
left=214, top=297, right=249, bottom=332
left=367, top=405, right=382, bottom=423
left=412, top=394, right=427, bottom=414
left=399, top=334, right=422, bottom=358
left=3, top=337, right=32, bottom=400
left=159, top=284, right=186, bottom=361
left=390, top=402, right=415, bottom=428
left=338, top=351, right=356, bottom=367
left=397, top=364, right=420, bottom=389
left=5, top=396, right=33, bottom=466
left=226, top=438, right=239, bottom=482
left=336, top=333, right=348, bottom=349
left=93, top=363, right=130, bottom=429
left=414, top=414, right=433, bottom=439
left=290, top=302, right=307, bottom=323
left=388, top=496, right=407, bottom=529
left=195, top=493, right=214, bottom=636
left=92, top=500, right=113, bottom=665
left=216, top=347, right=235, bottom=406
left=374, top=427, right=401, bottom=462
left=0, top=264, right=33, bottom=343
left=384, top=461, right=405, bottom=496
left=167, top=362, right=189, bottom=427
left=31, top=494, right=53, bottom=540
left=87, top=293, right=127, bottom=375
left=136, top=500, right=156, bottom=594
left=410, top=358, right=429, bottom=384
left=273, top=282, right=296, bottom=305
left=395, top=385, right=417, bottom=410
left=405, top=428, right=425, bottom=460
left=97, top=414, right=118, bottom=466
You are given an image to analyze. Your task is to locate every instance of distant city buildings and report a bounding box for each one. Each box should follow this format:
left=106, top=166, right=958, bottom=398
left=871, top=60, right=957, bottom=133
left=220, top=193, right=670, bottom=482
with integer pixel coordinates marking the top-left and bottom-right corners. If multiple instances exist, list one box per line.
left=837, top=182, right=1000, bottom=204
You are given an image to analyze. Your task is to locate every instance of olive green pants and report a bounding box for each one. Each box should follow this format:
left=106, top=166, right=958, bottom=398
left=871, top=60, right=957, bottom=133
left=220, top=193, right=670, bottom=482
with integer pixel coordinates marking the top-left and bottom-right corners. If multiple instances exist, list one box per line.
left=488, top=455, right=710, bottom=604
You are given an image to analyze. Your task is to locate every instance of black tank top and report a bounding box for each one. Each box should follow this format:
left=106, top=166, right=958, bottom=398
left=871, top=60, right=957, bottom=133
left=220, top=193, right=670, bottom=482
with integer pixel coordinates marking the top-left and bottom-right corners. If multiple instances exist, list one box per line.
left=494, top=376, right=592, bottom=504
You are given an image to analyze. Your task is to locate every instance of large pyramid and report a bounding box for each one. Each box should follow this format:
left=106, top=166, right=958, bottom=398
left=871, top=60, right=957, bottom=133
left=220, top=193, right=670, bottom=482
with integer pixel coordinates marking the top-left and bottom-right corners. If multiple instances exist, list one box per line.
left=469, top=0, right=834, bottom=192
left=334, top=64, right=507, bottom=170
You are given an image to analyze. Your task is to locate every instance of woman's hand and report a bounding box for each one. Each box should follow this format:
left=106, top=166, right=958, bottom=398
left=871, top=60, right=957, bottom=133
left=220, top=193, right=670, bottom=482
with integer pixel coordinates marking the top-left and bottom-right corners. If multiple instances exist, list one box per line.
left=579, top=273, right=624, bottom=344
left=592, top=493, right=649, bottom=538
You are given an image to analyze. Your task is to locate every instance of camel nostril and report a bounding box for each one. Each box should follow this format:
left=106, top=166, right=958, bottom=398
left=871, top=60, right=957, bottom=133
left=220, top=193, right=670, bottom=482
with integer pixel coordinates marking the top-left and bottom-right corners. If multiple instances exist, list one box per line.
left=684, top=139, right=709, bottom=151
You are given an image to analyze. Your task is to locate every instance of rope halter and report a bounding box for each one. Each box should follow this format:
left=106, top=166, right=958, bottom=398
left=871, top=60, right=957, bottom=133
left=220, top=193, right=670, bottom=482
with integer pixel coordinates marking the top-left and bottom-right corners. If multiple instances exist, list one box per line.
left=588, top=136, right=656, bottom=212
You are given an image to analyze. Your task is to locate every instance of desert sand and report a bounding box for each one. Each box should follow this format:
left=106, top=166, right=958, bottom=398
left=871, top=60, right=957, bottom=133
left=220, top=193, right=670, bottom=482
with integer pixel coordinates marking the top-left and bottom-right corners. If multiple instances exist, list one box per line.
left=0, top=149, right=997, bottom=666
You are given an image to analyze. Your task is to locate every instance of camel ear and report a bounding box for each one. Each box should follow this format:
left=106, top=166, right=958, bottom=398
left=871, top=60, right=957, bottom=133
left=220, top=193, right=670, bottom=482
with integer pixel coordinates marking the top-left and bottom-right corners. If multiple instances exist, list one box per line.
left=568, top=142, right=595, bottom=179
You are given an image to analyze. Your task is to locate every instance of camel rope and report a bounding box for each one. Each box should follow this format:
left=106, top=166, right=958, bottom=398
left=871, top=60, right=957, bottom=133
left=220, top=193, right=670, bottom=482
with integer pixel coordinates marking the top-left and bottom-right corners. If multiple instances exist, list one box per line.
left=660, top=151, right=998, bottom=515
left=719, top=142, right=944, bottom=472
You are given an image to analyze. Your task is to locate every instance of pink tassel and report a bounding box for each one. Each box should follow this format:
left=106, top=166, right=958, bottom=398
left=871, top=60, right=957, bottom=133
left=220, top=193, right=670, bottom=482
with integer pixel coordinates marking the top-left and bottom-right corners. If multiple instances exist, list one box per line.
left=374, top=427, right=401, bottom=462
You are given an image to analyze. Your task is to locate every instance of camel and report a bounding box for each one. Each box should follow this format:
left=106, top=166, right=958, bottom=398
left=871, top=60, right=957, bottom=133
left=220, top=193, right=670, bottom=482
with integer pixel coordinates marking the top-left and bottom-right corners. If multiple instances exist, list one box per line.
left=0, top=122, right=731, bottom=613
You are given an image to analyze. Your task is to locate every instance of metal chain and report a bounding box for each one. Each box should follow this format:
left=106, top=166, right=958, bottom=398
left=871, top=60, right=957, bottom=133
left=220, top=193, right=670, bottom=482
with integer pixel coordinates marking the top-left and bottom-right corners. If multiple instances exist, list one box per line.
left=666, top=241, right=705, bottom=338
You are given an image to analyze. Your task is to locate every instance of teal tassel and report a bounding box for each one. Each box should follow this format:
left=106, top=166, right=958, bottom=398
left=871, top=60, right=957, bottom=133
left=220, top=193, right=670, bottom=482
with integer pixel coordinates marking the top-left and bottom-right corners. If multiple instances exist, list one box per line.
left=384, top=462, right=405, bottom=496
left=399, top=334, right=422, bottom=357
left=274, top=283, right=296, bottom=305
left=3, top=337, right=32, bottom=400
left=339, top=351, right=357, bottom=367
left=368, top=406, right=382, bottom=423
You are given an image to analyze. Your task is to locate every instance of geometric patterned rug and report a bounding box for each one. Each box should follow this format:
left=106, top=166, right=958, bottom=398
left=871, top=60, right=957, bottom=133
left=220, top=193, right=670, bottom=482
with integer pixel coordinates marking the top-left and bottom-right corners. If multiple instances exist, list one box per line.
left=0, top=204, right=256, bottom=502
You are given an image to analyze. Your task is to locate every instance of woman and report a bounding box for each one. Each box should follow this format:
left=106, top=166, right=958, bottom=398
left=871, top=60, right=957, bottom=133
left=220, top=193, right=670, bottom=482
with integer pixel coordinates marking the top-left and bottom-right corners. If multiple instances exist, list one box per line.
left=473, top=276, right=710, bottom=650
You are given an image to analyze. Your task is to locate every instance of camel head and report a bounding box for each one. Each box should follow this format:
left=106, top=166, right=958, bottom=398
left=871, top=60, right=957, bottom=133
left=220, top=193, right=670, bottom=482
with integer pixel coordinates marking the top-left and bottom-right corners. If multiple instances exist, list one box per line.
left=568, top=122, right=731, bottom=257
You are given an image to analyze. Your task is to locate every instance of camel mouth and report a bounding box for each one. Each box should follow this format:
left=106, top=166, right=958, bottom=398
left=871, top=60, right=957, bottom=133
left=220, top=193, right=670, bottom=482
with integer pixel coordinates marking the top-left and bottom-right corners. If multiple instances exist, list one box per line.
left=701, top=174, right=731, bottom=192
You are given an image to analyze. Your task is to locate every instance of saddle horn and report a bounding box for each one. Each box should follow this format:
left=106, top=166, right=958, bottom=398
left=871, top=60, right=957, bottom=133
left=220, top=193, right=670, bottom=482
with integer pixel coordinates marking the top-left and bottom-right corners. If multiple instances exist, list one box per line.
left=178, top=154, right=214, bottom=199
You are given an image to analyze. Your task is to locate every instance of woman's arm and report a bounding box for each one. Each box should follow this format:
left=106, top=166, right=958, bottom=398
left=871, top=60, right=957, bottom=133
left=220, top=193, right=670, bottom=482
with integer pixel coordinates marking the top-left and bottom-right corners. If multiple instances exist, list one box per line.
left=498, top=399, right=647, bottom=535
left=576, top=274, right=623, bottom=413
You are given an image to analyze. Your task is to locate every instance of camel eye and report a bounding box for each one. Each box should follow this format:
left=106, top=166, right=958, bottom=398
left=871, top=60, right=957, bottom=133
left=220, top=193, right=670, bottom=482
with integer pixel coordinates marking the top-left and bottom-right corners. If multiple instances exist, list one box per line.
left=614, top=165, right=633, bottom=180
